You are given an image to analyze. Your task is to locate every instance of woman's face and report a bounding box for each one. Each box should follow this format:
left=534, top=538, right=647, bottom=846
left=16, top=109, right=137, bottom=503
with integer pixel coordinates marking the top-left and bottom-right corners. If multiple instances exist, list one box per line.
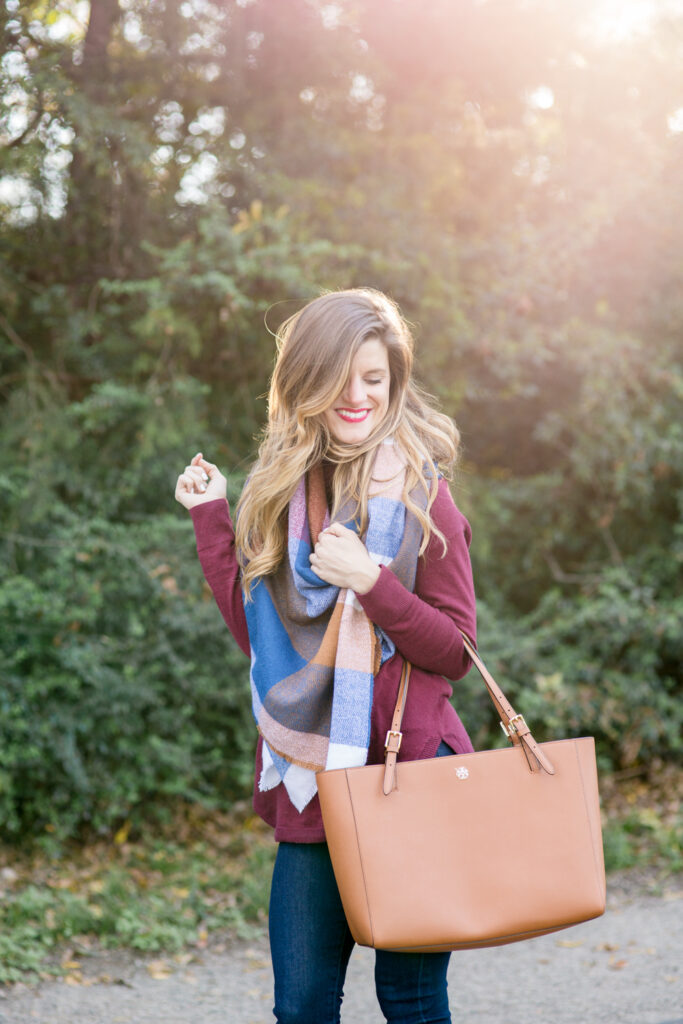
left=322, top=336, right=391, bottom=445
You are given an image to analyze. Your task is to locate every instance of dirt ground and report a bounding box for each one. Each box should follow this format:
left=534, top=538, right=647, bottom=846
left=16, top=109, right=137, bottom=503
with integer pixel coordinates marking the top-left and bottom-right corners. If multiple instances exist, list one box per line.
left=0, top=869, right=681, bottom=1024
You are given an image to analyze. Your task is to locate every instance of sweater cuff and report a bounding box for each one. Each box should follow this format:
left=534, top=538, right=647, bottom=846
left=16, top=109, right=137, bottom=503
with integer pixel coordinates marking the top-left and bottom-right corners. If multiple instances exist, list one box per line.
left=189, top=498, right=232, bottom=551
left=356, top=564, right=411, bottom=623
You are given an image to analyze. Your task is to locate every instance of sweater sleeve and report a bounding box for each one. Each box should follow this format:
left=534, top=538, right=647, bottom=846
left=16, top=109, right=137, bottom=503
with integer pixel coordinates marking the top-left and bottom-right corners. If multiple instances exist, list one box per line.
left=188, top=498, right=250, bottom=657
left=356, top=477, right=476, bottom=681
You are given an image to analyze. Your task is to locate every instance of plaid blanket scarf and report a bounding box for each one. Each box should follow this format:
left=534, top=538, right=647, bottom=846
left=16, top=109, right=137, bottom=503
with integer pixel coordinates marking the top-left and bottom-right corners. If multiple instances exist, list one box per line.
left=244, top=439, right=425, bottom=812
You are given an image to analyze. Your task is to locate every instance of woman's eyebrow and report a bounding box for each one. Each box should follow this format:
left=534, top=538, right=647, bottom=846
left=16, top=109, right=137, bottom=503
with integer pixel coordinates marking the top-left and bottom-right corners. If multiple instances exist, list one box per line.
left=362, top=367, right=388, bottom=375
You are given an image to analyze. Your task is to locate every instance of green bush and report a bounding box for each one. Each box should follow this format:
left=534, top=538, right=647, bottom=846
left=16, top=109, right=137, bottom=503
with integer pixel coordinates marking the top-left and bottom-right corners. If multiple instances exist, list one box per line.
left=0, top=378, right=255, bottom=842
left=452, top=562, right=683, bottom=772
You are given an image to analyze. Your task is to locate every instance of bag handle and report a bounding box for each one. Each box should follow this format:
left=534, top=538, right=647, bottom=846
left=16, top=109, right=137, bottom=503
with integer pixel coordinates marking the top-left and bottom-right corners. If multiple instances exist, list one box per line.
left=382, top=630, right=555, bottom=795
left=382, top=658, right=411, bottom=794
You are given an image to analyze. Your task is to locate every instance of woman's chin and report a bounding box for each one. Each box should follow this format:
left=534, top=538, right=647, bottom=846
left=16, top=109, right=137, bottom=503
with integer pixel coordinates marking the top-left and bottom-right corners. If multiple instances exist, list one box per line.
left=330, top=423, right=374, bottom=445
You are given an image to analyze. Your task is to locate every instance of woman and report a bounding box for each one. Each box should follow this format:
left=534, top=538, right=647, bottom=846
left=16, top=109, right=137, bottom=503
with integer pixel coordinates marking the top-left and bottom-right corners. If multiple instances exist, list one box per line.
left=175, top=287, right=476, bottom=1024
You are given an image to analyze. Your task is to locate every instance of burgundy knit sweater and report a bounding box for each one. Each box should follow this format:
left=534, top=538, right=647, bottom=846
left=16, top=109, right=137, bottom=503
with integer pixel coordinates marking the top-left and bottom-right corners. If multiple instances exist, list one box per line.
left=189, top=476, right=477, bottom=843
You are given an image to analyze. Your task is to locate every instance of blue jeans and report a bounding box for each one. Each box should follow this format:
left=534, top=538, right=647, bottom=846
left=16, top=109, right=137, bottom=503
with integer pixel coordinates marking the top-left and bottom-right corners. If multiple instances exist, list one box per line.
left=268, top=742, right=454, bottom=1024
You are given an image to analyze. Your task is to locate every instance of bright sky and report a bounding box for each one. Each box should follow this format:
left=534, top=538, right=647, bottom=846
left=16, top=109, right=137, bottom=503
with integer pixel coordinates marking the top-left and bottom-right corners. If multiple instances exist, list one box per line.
left=585, top=0, right=666, bottom=41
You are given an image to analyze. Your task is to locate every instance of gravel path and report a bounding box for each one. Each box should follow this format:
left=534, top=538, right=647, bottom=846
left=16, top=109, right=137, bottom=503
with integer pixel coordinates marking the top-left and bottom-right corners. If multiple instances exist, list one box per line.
left=1, top=873, right=681, bottom=1024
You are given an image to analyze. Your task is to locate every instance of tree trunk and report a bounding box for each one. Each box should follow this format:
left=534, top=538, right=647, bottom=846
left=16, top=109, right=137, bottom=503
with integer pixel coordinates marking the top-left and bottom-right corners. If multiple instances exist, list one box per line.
left=63, top=0, right=122, bottom=282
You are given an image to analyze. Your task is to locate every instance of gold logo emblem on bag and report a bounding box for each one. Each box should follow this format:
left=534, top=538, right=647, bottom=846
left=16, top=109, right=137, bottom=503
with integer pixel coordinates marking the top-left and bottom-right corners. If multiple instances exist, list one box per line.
left=455, top=766, right=469, bottom=780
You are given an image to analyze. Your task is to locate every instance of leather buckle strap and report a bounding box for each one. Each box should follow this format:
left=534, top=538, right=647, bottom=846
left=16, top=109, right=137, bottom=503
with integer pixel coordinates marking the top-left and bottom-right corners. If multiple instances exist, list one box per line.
left=500, top=713, right=554, bottom=772
left=385, top=729, right=403, bottom=754
left=458, top=631, right=555, bottom=776
left=500, top=714, right=527, bottom=739
left=383, top=661, right=411, bottom=795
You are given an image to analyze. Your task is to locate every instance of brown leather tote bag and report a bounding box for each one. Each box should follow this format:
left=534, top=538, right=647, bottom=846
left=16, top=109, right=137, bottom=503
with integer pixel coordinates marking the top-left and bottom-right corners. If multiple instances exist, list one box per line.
left=317, top=632, right=606, bottom=952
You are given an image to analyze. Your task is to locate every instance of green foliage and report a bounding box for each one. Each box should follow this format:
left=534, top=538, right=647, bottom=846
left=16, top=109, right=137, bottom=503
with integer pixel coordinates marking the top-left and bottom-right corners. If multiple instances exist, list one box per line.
left=453, top=313, right=683, bottom=768
left=453, top=566, right=683, bottom=773
left=600, top=763, right=683, bottom=875
left=0, top=374, right=255, bottom=840
left=93, top=201, right=370, bottom=453
left=0, top=807, right=276, bottom=984
left=601, top=812, right=683, bottom=875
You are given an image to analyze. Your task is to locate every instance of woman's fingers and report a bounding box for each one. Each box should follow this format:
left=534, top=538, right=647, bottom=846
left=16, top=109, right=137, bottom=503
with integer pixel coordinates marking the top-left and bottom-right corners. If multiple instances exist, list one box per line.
left=177, top=472, right=198, bottom=493
left=317, top=523, right=356, bottom=546
left=321, top=521, right=347, bottom=537
left=183, top=465, right=208, bottom=492
left=198, top=457, right=219, bottom=478
left=176, top=453, right=227, bottom=509
left=175, top=472, right=199, bottom=508
left=190, top=452, right=212, bottom=479
left=192, top=451, right=221, bottom=480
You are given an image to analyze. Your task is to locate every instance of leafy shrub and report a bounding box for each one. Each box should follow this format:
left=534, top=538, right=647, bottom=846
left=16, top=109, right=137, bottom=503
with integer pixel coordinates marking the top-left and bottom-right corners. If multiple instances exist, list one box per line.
left=0, top=803, right=276, bottom=983
left=452, top=560, right=683, bottom=773
left=0, top=377, right=256, bottom=841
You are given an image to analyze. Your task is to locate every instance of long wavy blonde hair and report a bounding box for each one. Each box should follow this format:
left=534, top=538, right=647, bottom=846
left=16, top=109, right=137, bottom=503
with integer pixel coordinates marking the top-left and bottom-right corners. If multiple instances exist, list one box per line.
left=236, top=287, right=460, bottom=598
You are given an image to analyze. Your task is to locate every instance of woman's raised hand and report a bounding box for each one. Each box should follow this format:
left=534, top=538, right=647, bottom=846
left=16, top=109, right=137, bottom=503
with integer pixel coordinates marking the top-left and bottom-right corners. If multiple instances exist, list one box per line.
left=175, top=452, right=227, bottom=510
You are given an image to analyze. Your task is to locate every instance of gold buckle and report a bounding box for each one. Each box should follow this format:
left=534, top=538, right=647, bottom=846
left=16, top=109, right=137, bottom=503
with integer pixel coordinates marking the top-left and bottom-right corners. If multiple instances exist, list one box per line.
left=385, top=729, right=402, bottom=752
left=500, top=714, right=526, bottom=738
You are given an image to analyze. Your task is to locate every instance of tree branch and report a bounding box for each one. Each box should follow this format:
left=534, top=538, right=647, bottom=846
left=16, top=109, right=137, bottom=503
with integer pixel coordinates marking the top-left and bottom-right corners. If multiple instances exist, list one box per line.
left=543, top=551, right=602, bottom=586
left=600, top=525, right=624, bottom=567
left=0, top=313, right=37, bottom=363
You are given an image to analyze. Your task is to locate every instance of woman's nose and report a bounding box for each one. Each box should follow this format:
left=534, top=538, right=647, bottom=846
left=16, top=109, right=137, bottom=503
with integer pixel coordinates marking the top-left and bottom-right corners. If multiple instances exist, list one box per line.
left=343, top=374, right=365, bottom=405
